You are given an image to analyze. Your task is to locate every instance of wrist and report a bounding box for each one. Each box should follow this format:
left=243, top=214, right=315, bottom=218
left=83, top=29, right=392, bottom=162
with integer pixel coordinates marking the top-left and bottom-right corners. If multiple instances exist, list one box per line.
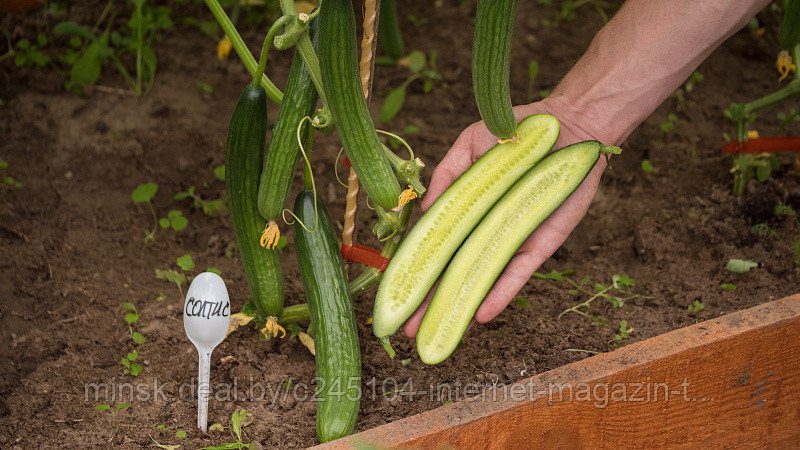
left=537, top=93, right=626, bottom=147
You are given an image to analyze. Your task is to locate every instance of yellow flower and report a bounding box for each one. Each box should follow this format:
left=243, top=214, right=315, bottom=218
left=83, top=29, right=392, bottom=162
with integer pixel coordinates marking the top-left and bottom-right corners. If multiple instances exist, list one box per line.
left=261, top=316, right=286, bottom=339
left=217, top=36, right=232, bottom=61
left=393, top=185, right=418, bottom=211
left=776, top=50, right=796, bottom=81
left=260, top=221, right=280, bottom=249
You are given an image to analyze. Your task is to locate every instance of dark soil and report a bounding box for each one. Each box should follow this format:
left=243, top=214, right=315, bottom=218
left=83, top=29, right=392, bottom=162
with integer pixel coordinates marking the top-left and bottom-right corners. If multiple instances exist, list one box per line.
left=1, top=1, right=799, bottom=448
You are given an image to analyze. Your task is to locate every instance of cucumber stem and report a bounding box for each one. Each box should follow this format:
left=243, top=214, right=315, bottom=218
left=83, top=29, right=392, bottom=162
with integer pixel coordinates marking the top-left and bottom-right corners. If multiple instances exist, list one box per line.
left=252, top=15, right=291, bottom=88
left=278, top=303, right=310, bottom=324
left=380, top=337, right=396, bottom=359
left=277, top=0, right=328, bottom=108
left=204, top=0, right=284, bottom=104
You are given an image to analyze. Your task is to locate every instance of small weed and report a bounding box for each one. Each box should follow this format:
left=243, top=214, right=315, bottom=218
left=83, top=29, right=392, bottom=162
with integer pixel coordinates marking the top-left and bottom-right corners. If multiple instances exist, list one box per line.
left=0, top=159, right=22, bottom=190
left=659, top=113, right=677, bottom=133
left=94, top=403, right=130, bottom=443
left=673, top=71, right=704, bottom=109
left=776, top=108, right=799, bottom=132
left=155, top=254, right=196, bottom=296
left=687, top=299, right=704, bottom=323
left=537, top=0, right=615, bottom=27
left=612, top=320, right=632, bottom=343
left=13, top=33, right=51, bottom=67
left=120, top=302, right=145, bottom=376
left=151, top=423, right=189, bottom=449
left=730, top=154, right=782, bottom=195
left=132, top=182, right=188, bottom=244
left=407, top=14, right=429, bottom=27
left=202, top=409, right=255, bottom=450
left=641, top=159, right=655, bottom=174
left=751, top=203, right=800, bottom=265
left=720, top=283, right=737, bottom=290
left=380, top=50, right=443, bottom=123
left=174, top=185, right=226, bottom=217
left=197, top=81, right=214, bottom=94
left=514, top=297, right=531, bottom=308
left=213, top=165, right=225, bottom=181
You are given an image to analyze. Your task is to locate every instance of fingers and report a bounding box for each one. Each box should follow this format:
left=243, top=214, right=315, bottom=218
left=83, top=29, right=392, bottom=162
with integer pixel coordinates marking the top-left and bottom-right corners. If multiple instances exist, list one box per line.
left=474, top=160, right=606, bottom=323
left=402, top=288, right=435, bottom=338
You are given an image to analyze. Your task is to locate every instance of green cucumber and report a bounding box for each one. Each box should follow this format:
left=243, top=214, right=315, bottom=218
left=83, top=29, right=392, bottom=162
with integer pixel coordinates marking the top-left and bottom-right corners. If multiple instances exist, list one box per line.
left=225, top=85, right=283, bottom=317
left=779, top=0, right=800, bottom=50
left=417, top=141, right=609, bottom=364
left=373, top=114, right=559, bottom=340
left=378, top=0, right=404, bottom=60
left=257, top=42, right=319, bottom=221
left=473, top=0, right=517, bottom=140
left=293, top=189, right=361, bottom=443
left=318, top=0, right=403, bottom=211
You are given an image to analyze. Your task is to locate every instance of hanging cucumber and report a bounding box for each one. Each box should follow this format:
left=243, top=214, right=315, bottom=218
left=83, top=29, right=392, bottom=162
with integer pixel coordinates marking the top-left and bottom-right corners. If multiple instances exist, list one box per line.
left=417, top=141, right=619, bottom=364
left=473, top=0, right=518, bottom=140
left=378, top=0, right=404, bottom=60
left=779, top=0, right=800, bottom=50
left=225, top=84, right=283, bottom=317
left=373, top=114, right=559, bottom=342
left=256, top=19, right=320, bottom=245
left=317, top=0, right=403, bottom=211
left=294, top=187, right=361, bottom=443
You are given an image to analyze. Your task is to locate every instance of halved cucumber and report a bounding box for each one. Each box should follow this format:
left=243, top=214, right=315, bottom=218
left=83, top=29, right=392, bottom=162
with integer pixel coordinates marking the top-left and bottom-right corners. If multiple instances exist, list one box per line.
left=373, top=114, right=560, bottom=340
left=417, top=141, right=606, bottom=364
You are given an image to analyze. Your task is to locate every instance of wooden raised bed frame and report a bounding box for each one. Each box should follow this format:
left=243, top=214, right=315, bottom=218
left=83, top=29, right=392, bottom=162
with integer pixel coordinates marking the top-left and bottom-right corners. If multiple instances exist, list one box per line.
left=317, top=294, right=800, bottom=448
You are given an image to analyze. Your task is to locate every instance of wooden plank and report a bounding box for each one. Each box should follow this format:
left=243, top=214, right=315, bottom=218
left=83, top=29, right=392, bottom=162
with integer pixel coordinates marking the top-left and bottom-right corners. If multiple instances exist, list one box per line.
left=317, top=295, right=800, bottom=448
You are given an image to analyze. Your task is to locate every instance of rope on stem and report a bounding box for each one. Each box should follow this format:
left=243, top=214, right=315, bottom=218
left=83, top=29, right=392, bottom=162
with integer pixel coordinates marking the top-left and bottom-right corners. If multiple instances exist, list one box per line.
left=342, top=0, right=381, bottom=249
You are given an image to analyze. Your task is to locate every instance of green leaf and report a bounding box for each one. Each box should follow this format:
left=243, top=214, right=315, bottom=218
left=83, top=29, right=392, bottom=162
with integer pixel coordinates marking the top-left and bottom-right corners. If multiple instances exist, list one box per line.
left=54, top=21, right=94, bottom=40
left=720, top=283, right=737, bottom=290
left=132, top=182, right=158, bottom=203
left=755, top=163, right=770, bottom=182
left=120, top=357, right=130, bottom=368
left=380, top=86, right=407, bottom=123
left=173, top=192, right=190, bottom=201
left=0, top=160, right=7, bottom=168
left=202, top=199, right=225, bottom=216
left=16, top=39, right=30, bottom=49
left=725, top=259, right=758, bottom=273
left=612, top=274, right=635, bottom=289
left=514, top=297, right=531, bottom=308
left=132, top=332, right=146, bottom=344
left=94, top=404, right=110, bottom=411
left=532, top=269, right=574, bottom=281
left=404, top=125, right=420, bottom=134
left=208, top=423, right=225, bottom=433
left=168, top=209, right=182, bottom=219
left=116, top=403, right=131, bottom=410
left=171, top=216, right=188, bottom=231
left=124, top=313, right=139, bottom=324
left=127, top=351, right=138, bottom=361
left=197, top=81, right=213, bottom=94
left=206, top=268, right=222, bottom=276
left=213, top=165, right=225, bottom=181
left=177, top=254, right=195, bottom=271
left=157, top=424, right=168, bottom=431
left=121, top=302, right=138, bottom=313
left=175, top=430, right=186, bottom=439
left=155, top=268, right=186, bottom=286
left=159, top=217, right=170, bottom=229
left=69, top=39, right=107, bottom=85
left=275, top=236, right=288, bottom=250
left=641, top=159, right=654, bottom=173
left=141, top=44, right=157, bottom=82
left=36, top=33, right=48, bottom=46
left=407, top=50, right=426, bottom=73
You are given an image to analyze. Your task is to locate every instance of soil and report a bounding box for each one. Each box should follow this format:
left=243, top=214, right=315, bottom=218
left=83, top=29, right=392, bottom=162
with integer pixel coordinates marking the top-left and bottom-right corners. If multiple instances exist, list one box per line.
left=1, top=1, right=799, bottom=448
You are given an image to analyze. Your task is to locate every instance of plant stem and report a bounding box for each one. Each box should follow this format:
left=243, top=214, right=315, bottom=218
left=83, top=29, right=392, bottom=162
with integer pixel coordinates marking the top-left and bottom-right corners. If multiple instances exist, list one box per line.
left=134, top=0, right=144, bottom=96
left=278, top=0, right=328, bottom=107
left=204, top=0, right=283, bottom=104
left=251, top=15, right=291, bottom=88
left=278, top=304, right=310, bottom=324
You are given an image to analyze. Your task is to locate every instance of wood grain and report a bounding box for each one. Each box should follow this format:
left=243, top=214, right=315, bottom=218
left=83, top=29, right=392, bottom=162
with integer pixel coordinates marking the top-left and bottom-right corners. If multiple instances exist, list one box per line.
left=316, top=295, right=800, bottom=448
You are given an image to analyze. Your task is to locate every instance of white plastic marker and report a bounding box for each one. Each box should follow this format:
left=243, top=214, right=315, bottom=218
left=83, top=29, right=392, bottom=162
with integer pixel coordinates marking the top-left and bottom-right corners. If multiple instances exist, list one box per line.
left=183, top=272, right=231, bottom=433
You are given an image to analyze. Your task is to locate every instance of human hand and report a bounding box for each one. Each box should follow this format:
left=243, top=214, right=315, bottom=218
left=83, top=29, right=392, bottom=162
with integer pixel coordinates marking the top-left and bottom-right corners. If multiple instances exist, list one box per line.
left=402, top=99, right=610, bottom=337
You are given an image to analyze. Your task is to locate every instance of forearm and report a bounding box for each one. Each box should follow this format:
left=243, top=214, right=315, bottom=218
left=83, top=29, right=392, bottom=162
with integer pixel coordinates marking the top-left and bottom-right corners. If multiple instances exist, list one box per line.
left=542, top=0, right=770, bottom=145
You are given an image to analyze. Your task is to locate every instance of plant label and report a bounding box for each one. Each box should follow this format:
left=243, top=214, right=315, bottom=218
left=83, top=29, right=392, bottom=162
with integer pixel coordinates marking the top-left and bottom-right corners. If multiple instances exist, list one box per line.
left=183, top=272, right=230, bottom=433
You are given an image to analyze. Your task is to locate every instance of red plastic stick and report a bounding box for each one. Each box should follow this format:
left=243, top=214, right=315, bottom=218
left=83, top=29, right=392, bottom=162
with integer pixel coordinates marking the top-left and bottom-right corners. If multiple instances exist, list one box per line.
left=341, top=157, right=352, bottom=168
left=722, top=137, right=800, bottom=154
left=341, top=243, right=390, bottom=271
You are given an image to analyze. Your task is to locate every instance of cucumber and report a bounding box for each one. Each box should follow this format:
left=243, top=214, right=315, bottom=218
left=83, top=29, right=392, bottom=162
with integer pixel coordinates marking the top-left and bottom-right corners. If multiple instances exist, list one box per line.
left=373, top=114, right=559, bottom=340
left=225, top=85, right=283, bottom=317
left=318, top=0, right=403, bottom=211
left=417, top=141, right=607, bottom=364
left=472, top=0, right=517, bottom=140
left=293, top=189, right=361, bottom=443
left=779, top=0, right=800, bottom=50
left=257, top=40, right=319, bottom=221
left=378, top=0, right=404, bottom=60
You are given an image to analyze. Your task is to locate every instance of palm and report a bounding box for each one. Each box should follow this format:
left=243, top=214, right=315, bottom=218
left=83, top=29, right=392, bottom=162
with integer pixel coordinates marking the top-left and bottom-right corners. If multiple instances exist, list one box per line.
left=402, top=102, right=607, bottom=337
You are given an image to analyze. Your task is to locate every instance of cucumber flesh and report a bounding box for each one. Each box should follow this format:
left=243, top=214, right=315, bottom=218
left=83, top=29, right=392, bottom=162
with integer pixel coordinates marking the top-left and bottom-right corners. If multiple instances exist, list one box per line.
left=373, top=114, right=559, bottom=339
left=417, top=141, right=602, bottom=364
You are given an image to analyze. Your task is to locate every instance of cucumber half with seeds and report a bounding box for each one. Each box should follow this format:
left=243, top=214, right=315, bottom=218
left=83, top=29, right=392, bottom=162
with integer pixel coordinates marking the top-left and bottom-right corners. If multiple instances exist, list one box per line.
left=417, top=140, right=616, bottom=364
left=373, top=114, right=559, bottom=341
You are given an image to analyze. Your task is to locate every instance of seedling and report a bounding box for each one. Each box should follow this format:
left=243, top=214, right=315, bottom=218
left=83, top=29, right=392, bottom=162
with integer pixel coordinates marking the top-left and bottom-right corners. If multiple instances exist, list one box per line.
left=213, top=165, right=225, bottom=181
left=514, top=297, right=531, bottom=308
left=687, top=299, right=704, bottom=323
left=0, top=159, right=22, bottom=190
left=120, top=302, right=145, bottom=376
left=536, top=269, right=648, bottom=325
left=197, top=81, right=214, bottom=94
left=537, top=0, right=615, bottom=27
left=407, top=14, right=429, bottom=27
left=730, top=154, right=782, bottom=195
left=659, top=113, right=677, bottom=133
left=612, top=320, right=632, bottom=344
left=380, top=50, right=443, bottom=123
left=751, top=203, right=800, bottom=265
left=174, top=185, right=226, bottom=217
left=641, top=159, right=655, bottom=173
left=201, top=409, right=255, bottom=450
left=95, top=403, right=130, bottom=442
left=155, top=254, right=195, bottom=296
left=151, top=423, right=189, bottom=449
left=721, top=283, right=737, bottom=290
left=12, top=33, right=50, bottom=67
left=672, top=71, right=704, bottom=110
left=776, top=108, right=799, bottom=132
left=131, top=182, right=188, bottom=244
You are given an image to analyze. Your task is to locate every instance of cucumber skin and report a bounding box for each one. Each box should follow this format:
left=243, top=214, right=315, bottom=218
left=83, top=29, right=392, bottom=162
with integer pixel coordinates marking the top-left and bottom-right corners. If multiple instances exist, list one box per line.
left=293, top=190, right=361, bottom=443
left=373, top=114, right=559, bottom=339
left=225, top=86, right=283, bottom=317
left=378, top=0, right=404, bottom=60
left=473, top=0, right=517, bottom=139
left=417, top=141, right=602, bottom=365
left=318, top=0, right=402, bottom=211
left=779, top=0, right=800, bottom=50
left=257, top=27, right=319, bottom=221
